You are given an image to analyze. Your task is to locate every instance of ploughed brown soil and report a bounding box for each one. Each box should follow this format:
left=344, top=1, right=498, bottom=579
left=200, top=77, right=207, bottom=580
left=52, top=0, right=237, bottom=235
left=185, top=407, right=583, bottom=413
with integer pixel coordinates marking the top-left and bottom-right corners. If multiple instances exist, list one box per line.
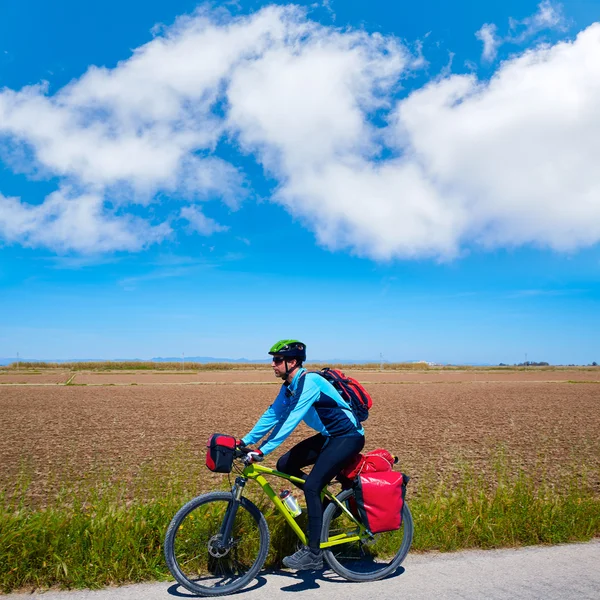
left=0, top=371, right=71, bottom=384
left=48, top=369, right=600, bottom=385
left=1, top=370, right=599, bottom=505
left=72, top=371, right=280, bottom=384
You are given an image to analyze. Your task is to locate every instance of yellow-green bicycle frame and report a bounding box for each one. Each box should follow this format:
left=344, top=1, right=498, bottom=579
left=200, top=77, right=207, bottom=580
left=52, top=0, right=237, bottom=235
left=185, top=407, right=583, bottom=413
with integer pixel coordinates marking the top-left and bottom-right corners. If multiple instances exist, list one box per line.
left=238, top=462, right=370, bottom=549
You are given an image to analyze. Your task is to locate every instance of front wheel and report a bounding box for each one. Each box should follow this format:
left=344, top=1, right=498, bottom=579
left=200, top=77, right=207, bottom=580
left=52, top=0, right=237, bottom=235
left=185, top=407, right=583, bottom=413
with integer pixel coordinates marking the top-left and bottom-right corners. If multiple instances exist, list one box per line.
left=322, top=488, right=413, bottom=582
left=164, top=491, right=270, bottom=596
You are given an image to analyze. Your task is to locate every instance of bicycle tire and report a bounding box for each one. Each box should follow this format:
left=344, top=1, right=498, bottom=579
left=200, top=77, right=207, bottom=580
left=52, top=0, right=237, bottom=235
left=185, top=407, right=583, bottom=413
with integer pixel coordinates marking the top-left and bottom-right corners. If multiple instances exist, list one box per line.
left=321, top=488, right=413, bottom=582
left=164, top=491, right=270, bottom=596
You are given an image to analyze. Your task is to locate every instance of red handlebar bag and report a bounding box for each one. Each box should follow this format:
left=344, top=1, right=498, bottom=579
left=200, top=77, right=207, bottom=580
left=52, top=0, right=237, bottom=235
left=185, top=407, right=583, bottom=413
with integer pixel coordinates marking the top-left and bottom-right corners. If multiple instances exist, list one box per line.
left=352, top=471, right=406, bottom=534
left=206, top=434, right=237, bottom=473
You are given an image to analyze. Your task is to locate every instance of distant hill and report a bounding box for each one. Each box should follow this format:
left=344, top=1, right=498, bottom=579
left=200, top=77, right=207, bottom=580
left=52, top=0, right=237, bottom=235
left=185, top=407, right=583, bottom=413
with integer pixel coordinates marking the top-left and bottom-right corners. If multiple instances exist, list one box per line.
left=0, top=356, right=432, bottom=366
left=0, top=357, right=110, bottom=366
left=152, top=356, right=269, bottom=363
left=0, top=357, right=271, bottom=366
left=151, top=357, right=411, bottom=364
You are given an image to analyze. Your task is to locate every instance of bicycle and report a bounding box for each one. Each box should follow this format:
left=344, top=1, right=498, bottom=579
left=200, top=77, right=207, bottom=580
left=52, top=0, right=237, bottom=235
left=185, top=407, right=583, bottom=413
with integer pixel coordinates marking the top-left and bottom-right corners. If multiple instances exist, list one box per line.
left=164, top=447, right=413, bottom=596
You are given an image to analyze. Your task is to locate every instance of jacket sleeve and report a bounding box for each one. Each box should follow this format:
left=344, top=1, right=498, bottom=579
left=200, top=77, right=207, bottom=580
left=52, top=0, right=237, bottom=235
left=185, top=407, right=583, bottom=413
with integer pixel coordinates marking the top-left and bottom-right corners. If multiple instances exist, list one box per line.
left=241, top=403, right=280, bottom=447
left=258, top=377, right=321, bottom=455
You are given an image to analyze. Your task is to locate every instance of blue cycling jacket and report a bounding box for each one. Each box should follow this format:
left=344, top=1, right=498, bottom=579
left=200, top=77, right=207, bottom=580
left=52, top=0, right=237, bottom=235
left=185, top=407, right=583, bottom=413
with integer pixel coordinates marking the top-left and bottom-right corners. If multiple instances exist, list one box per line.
left=241, top=368, right=364, bottom=456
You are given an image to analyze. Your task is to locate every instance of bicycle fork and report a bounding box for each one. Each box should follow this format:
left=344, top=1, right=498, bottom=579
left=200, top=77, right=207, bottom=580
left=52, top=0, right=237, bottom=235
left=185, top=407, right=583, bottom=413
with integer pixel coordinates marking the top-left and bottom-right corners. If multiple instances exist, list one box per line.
left=217, top=477, right=247, bottom=550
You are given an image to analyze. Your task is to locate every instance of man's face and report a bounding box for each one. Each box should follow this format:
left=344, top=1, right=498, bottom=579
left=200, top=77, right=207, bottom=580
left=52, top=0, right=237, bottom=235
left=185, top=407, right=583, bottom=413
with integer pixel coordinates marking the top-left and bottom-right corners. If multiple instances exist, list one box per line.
left=272, top=355, right=296, bottom=379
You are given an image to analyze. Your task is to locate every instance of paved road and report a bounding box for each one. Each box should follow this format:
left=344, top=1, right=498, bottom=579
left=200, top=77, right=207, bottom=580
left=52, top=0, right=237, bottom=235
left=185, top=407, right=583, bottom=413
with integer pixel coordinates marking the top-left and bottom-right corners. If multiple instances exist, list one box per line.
left=6, top=541, right=600, bottom=600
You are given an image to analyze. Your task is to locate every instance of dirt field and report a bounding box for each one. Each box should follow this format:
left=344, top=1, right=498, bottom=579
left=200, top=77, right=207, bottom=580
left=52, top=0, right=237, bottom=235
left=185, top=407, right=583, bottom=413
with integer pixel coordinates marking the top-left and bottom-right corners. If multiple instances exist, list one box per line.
left=1, top=369, right=599, bottom=505
left=0, top=371, right=71, bottom=384
left=14, top=368, right=600, bottom=386
left=71, top=371, right=279, bottom=384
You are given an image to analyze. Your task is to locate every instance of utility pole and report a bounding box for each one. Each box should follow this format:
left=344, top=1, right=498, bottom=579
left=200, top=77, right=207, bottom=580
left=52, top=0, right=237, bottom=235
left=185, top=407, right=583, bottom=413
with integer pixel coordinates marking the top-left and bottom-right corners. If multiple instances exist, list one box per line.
left=380, top=353, right=384, bottom=372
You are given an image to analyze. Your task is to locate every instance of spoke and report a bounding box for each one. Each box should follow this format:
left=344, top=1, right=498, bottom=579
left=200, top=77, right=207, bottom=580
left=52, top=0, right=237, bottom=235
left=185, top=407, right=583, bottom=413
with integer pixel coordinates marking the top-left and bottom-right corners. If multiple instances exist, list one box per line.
left=180, top=552, right=205, bottom=567
left=230, top=552, right=250, bottom=575
left=169, top=495, right=266, bottom=594
left=214, top=558, right=226, bottom=578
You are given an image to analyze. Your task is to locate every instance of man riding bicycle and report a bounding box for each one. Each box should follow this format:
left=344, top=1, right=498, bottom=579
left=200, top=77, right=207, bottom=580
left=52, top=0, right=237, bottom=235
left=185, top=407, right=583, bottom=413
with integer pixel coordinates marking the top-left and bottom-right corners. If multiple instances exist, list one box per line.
left=239, top=339, right=365, bottom=570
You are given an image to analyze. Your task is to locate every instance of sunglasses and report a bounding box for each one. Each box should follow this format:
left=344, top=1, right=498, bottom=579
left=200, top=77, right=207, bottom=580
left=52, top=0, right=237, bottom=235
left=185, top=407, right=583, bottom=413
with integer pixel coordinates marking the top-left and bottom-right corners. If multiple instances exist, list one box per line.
left=271, top=356, right=286, bottom=364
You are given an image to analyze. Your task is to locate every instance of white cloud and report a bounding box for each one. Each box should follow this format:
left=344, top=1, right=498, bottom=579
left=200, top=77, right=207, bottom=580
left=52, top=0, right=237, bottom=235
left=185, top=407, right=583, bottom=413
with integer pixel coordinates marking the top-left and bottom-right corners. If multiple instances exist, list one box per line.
left=0, top=3, right=599, bottom=260
left=0, top=5, right=294, bottom=251
left=311, top=0, right=336, bottom=21
left=227, top=24, right=406, bottom=172
left=180, top=205, right=228, bottom=235
left=0, top=188, right=170, bottom=253
left=392, top=25, right=600, bottom=254
left=476, top=23, right=500, bottom=62
left=0, top=5, right=279, bottom=193
left=225, top=15, right=600, bottom=259
left=283, top=159, right=464, bottom=259
left=477, top=1, right=567, bottom=62
left=509, top=0, right=566, bottom=40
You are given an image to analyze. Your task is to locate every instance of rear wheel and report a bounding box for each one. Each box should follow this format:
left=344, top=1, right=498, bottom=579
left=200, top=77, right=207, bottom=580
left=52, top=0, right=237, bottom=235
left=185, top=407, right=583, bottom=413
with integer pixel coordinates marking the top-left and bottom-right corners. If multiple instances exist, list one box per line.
left=322, top=488, right=413, bottom=582
left=164, top=491, right=270, bottom=596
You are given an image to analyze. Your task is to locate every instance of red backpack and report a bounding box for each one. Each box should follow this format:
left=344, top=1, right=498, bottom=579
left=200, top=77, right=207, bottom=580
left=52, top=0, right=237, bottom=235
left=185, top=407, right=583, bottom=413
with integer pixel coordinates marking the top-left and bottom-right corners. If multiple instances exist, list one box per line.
left=311, top=368, right=372, bottom=422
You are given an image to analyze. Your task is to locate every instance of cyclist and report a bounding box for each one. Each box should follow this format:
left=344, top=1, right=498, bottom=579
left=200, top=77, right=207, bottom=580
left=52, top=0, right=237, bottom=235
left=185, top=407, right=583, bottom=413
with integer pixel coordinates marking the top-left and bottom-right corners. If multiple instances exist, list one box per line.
left=239, top=339, right=365, bottom=570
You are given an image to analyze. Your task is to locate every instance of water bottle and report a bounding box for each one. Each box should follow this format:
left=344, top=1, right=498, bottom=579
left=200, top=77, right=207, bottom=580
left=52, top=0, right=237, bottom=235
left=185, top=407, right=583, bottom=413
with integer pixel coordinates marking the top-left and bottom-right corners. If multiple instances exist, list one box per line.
left=279, top=489, right=302, bottom=517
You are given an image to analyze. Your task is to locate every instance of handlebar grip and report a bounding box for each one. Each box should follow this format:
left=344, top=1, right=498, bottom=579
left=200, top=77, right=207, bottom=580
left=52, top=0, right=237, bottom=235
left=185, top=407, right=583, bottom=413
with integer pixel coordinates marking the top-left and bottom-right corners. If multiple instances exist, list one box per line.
left=242, top=452, right=264, bottom=464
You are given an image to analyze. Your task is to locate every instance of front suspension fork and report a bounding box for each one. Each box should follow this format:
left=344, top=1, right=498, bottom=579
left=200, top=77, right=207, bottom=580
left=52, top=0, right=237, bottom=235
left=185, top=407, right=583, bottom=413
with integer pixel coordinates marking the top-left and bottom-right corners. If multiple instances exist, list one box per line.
left=219, top=477, right=247, bottom=547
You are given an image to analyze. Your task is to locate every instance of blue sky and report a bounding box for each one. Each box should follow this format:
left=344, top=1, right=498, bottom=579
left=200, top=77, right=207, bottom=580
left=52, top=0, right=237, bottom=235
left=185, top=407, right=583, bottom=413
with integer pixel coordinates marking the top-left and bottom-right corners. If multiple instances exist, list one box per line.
left=0, top=1, right=599, bottom=364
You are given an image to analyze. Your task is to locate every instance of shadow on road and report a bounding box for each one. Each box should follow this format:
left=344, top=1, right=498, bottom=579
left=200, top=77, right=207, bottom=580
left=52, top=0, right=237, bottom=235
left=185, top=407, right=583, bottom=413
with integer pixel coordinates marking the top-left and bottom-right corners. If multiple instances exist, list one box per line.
left=275, top=566, right=406, bottom=592
left=166, top=575, right=268, bottom=597
left=166, top=566, right=406, bottom=596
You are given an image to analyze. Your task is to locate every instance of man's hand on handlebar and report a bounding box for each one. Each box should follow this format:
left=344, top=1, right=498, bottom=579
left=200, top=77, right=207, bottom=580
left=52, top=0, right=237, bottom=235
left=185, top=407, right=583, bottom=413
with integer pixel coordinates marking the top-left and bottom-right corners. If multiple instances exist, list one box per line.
left=235, top=440, right=251, bottom=451
left=245, top=448, right=264, bottom=464
left=234, top=438, right=264, bottom=463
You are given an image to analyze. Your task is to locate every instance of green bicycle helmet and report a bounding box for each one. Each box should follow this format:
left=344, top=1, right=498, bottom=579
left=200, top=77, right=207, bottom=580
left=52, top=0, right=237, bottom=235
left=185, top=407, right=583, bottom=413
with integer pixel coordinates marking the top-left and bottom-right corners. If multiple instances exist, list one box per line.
left=268, top=339, right=307, bottom=362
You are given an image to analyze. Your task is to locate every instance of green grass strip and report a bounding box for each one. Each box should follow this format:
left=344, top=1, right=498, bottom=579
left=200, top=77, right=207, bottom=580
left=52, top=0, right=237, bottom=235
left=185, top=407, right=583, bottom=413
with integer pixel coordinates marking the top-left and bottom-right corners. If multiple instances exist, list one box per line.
left=2, top=469, right=599, bottom=593
left=411, top=472, right=600, bottom=551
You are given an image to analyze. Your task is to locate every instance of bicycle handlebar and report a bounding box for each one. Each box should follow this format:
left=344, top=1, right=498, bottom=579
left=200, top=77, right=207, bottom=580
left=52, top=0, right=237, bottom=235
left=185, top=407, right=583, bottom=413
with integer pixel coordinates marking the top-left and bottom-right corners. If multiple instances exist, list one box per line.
left=234, top=446, right=265, bottom=464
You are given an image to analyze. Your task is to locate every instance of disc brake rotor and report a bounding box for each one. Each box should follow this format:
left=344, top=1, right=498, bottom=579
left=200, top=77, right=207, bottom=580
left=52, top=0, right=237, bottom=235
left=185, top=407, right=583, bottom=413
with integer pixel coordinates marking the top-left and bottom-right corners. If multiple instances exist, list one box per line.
left=208, top=534, right=231, bottom=558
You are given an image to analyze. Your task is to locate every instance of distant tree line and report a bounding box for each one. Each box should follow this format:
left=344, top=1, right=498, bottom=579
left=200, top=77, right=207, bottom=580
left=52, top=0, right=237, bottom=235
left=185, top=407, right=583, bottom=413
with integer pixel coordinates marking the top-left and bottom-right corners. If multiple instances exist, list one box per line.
left=498, top=361, right=550, bottom=367
left=498, top=361, right=598, bottom=367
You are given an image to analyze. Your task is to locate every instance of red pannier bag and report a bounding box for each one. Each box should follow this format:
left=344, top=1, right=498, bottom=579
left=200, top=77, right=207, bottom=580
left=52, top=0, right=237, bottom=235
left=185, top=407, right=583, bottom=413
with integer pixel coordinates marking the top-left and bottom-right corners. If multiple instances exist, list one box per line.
left=353, top=471, right=407, bottom=534
left=206, top=434, right=237, bottom=473
left=339, top=448, right=396, bottom=480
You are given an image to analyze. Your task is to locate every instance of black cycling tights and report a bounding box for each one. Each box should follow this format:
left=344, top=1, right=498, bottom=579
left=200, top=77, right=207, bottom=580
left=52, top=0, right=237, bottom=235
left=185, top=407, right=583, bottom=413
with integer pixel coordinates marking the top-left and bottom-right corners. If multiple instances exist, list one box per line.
left=276, top=433, right=365, bottom=551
